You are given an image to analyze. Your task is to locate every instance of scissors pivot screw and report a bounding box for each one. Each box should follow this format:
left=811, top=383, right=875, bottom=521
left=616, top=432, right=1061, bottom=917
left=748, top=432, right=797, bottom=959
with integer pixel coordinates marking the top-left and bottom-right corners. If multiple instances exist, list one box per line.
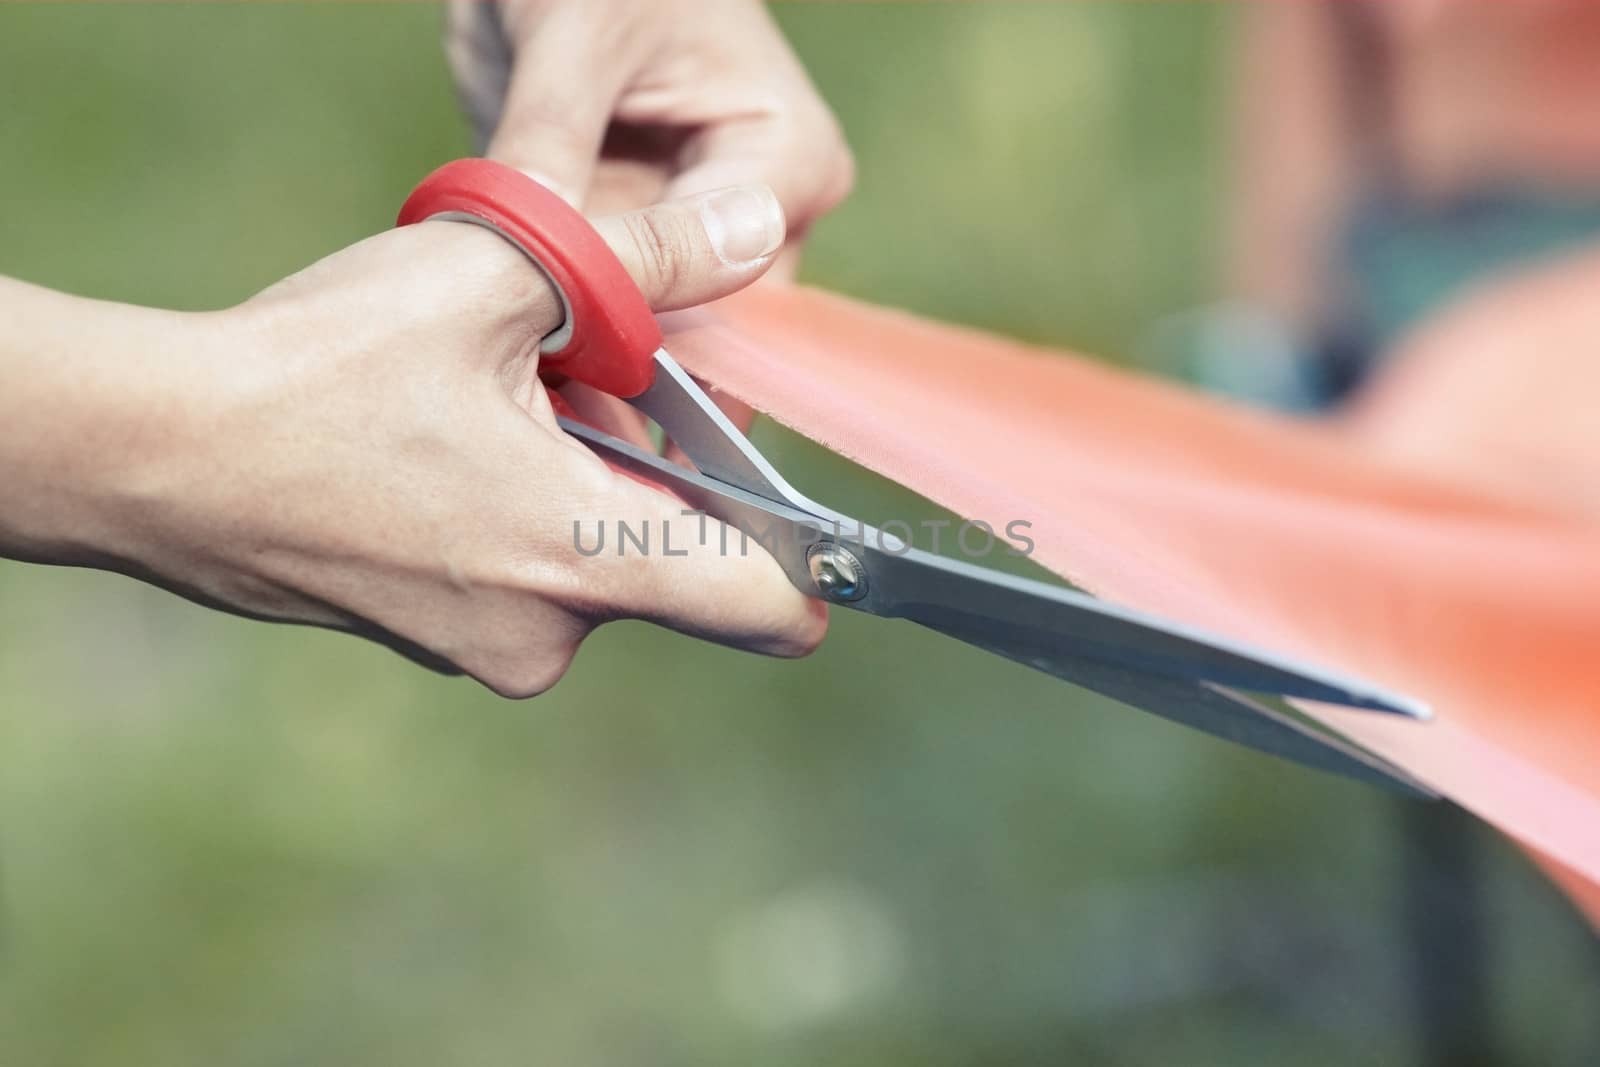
left=808, top=543, right=868, bottom=603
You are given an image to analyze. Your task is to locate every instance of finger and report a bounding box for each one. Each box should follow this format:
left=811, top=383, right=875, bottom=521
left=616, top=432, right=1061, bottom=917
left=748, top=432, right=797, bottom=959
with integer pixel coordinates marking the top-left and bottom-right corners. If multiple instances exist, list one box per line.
left=591, top=185, right=786, bottom=313
left=444, top=0, right=514, bottom=154
left=582, top=475, right=829, bottom=659
left=584, top=156, right=672, bottom=217
left=663, top=114, right=855, bottom=244
left=769, top=246, right=804, bottom=284
left=486, top=16, right=624, bottom=205
left=556, top=383, right=656, bottom=452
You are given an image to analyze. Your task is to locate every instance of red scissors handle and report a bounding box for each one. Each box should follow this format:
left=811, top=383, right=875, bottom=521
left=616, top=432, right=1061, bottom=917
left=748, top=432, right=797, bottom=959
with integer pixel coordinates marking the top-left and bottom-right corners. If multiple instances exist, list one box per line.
left=396, top=159, right=661, bottom=398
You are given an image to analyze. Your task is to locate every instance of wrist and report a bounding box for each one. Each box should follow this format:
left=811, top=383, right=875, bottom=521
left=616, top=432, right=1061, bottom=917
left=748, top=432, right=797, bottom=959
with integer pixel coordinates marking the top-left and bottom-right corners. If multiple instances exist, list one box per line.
left=0, top=279, right=221, bottom=570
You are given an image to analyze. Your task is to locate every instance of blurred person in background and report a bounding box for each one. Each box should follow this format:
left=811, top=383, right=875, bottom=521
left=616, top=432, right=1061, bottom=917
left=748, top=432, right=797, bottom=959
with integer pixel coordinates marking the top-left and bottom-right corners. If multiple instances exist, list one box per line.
left=1171, top=3, right=1600, bottom=1063
left=1190, top=0, right=1600, bottom=411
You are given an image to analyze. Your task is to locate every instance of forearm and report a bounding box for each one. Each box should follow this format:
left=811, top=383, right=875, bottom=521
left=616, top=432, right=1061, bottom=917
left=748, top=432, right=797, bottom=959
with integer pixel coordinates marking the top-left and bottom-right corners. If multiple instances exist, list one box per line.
left=0, top=276, right=208, bottom=568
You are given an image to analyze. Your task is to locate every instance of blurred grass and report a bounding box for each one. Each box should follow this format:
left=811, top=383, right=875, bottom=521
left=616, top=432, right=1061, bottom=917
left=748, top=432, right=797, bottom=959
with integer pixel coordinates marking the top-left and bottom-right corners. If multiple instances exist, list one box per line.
left=0, top=4, right=1595, bottom=1065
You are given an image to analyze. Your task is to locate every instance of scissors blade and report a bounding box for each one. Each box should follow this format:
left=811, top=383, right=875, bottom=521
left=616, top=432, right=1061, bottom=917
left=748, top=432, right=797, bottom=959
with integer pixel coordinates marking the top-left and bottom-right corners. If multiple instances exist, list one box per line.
left=558, top=416, right=1432, bottom=789
left=852, top=541, right=1430, bottom=719
left=967, top=646, right=1436, bottom=797
left=629, top=347, right=804, bottom=504
left=861, top=550, right=1434, bottom=791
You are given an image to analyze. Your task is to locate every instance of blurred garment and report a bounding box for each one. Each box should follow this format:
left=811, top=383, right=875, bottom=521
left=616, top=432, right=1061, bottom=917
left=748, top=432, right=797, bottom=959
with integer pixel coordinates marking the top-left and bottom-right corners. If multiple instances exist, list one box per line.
left=1208, top=1, right=1600, bottom=411
left=1335, top=184, right=1600, bottom=367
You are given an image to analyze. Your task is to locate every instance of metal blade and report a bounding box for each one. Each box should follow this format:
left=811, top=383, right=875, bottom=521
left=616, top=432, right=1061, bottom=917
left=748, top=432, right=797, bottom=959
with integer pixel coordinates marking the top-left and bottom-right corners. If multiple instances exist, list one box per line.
left=1202, top=685, right=1438, bottom=797
left=966, top=645, right=1435, bottom=797
left=851, top=541, right=1430, bottom=719
left=630, top=348, right=807, bottom=505
left=558, top=417, right=1433, bottom=788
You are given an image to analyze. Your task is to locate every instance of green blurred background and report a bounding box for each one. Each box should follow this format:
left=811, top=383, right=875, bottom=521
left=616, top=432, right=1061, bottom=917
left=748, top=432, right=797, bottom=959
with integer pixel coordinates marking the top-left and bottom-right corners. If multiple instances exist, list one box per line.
left=0, top=4, right=1595, bottom=1064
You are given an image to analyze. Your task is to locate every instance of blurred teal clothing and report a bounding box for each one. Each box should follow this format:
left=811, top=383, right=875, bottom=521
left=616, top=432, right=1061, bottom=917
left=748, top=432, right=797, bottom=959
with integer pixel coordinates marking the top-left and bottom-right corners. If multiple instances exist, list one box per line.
left=1170, top=183, right=1600, bottom=411
left=1329, top=181, right=1600, bottom=393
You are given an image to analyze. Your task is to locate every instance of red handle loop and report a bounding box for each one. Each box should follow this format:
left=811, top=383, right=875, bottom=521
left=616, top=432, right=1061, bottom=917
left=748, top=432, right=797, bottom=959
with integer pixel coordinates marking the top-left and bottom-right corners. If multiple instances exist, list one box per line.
left=396, top=159, right=661, bottom=398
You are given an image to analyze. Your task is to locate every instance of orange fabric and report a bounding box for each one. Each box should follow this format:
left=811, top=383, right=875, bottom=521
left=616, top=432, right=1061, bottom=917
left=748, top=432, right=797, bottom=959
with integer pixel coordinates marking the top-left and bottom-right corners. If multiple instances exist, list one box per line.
left=662, top=284, right=1600, bottom=927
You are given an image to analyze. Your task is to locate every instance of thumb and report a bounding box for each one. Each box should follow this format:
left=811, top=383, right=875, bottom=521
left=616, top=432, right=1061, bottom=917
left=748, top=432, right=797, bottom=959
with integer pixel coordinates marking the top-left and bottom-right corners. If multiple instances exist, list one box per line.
left=662, top=114, right=856, bottom=248
left=592, top=185, right=787, bottom=313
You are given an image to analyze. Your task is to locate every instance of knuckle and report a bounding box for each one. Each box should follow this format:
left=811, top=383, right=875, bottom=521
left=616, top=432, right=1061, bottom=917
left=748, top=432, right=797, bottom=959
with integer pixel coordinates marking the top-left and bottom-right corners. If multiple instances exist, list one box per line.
left=624, top=210, right=694, bottom=295
left=768, top=600, right=829, bottom=659
left=798, top=610, right=829, bottom=656
left=810, top=118, right=857, bottom=213
left=785, top=108, right=856, bottom=221
left=475, top=638, right=582, bottom=700
left=498, top=95, right=592, bottom=167
left=826, top=143, right=858, bottom=208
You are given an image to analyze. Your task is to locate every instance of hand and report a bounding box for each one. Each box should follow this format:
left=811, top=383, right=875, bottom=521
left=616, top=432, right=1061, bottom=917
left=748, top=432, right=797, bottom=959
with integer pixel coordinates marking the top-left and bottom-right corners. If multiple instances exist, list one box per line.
left=0, top=187, right=826, bottom=697
left=447, top=0, right=854, bottom=252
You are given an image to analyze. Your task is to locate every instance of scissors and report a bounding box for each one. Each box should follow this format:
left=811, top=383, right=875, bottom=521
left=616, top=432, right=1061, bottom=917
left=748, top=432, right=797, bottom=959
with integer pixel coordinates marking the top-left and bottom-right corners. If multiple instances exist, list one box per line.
left=398, top=159, right=1434, bottom=797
